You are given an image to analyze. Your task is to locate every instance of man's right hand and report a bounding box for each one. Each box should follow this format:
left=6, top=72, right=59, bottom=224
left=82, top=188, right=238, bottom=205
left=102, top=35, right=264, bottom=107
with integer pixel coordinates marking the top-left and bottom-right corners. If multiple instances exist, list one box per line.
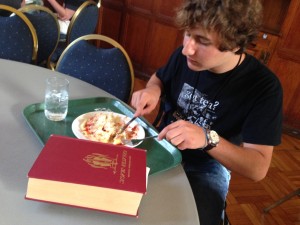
left=130, top=74, right=163, bottom=117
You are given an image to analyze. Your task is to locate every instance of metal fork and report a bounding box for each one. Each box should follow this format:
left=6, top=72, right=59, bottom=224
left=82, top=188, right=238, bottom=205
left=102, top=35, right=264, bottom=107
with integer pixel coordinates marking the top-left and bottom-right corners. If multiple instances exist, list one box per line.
left=118, top=116, right=138, bottom=135
left=122, top=135, right=158, bottom=145
left=110, top=116, right=138, bottom=140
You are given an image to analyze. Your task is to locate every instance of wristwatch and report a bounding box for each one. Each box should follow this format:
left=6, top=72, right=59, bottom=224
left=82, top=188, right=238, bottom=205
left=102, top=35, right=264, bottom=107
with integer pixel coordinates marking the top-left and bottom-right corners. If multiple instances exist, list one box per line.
left=204, top=129, right=220, bottom=151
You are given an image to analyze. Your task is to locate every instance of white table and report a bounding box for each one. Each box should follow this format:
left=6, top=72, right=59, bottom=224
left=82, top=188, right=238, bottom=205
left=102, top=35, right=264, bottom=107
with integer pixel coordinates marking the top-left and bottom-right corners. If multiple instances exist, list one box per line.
left=0, top=59, right=199, bottom=225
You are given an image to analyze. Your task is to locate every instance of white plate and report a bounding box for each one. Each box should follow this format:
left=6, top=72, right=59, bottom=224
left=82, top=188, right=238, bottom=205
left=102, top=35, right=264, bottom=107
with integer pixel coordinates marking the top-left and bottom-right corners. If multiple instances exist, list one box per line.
left=72, top=111, right=145, bottom=147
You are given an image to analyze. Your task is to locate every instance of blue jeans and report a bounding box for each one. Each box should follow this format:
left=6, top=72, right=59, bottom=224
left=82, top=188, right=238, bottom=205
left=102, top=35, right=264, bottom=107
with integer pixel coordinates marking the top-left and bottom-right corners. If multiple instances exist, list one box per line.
left=182, top=151, right=231, bottom=225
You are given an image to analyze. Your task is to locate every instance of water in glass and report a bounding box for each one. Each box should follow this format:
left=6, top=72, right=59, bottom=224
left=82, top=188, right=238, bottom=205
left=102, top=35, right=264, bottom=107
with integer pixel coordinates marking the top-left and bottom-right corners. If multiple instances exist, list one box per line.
left=44, top=77, right=69, bottom=121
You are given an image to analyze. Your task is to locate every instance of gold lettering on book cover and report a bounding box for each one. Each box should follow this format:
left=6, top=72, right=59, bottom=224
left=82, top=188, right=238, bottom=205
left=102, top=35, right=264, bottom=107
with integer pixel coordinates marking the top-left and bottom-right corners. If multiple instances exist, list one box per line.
left=83, top=153, right=118, bottom=174
left=119, top=150, right=127, bottom=184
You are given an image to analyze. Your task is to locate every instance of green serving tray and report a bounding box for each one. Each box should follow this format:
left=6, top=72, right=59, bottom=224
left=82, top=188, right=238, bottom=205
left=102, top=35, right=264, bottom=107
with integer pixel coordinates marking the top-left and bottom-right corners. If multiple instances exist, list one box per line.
left=23, top=97, right=182, bottom=175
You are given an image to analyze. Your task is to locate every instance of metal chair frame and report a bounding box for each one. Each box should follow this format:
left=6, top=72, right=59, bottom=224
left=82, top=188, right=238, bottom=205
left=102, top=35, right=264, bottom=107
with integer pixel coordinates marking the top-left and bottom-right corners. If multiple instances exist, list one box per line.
left=263, top=188, right=300, bottom=213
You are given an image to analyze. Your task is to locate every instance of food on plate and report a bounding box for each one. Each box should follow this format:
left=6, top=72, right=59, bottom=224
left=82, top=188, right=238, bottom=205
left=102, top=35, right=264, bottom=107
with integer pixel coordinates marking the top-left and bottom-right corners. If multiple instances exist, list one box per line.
left=79, top=112, right=139, bottom=145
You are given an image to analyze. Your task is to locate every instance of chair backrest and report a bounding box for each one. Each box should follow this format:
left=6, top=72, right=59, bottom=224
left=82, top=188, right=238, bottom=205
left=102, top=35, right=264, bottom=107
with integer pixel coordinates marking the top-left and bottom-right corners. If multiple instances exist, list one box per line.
left=66, top=1, right=99, bottom=44
left=0, top=5, right=38, bottom=64
left=56, top=34, right=134, bottom=103
left=20, top=5, right=60, bottom=67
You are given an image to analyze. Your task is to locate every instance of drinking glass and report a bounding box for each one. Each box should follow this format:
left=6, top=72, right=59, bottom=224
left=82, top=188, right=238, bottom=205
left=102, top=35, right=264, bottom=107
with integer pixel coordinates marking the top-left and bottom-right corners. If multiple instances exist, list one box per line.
left=44, top=77, right=69, bottom=121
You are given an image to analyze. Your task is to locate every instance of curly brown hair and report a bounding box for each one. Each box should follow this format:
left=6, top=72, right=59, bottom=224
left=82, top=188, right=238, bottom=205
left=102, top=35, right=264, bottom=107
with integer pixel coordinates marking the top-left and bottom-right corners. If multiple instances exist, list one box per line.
left=176, top=0, right=263, bottom=54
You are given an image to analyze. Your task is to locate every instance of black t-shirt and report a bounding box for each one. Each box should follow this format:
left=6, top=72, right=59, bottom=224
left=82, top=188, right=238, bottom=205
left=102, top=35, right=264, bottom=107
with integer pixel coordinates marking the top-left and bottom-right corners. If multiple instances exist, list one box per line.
left=65, top=0, right=85, bottom=11
left=65, top=0, right=97, bottom=11
left=156, top=46, right=282, bottom=147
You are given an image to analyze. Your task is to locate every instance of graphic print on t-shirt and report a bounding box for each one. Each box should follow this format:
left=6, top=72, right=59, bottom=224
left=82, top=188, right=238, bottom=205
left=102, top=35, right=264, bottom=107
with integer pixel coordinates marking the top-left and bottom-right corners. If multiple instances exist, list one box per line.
left=177, top=83, right=219, bottom=129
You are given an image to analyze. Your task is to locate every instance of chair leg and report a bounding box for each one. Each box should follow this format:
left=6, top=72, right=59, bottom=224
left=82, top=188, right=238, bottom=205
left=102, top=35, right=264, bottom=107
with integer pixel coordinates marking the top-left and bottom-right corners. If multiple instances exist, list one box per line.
left=220, top=201, right=231, bottom=225
left=263, top=188, right=300, bottom=213
left=222, top=212, right=231, bottom=225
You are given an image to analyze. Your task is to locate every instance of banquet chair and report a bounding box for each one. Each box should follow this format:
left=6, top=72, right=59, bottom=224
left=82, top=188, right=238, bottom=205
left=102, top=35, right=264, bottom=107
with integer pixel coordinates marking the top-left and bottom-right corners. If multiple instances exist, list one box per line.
left=0, top=5, right=38, bottom=64
left=20, top=5, right=60, bottom=68
left=56, top=34, right=134, bottom=103
left=50, top=0, right=99, bottom=69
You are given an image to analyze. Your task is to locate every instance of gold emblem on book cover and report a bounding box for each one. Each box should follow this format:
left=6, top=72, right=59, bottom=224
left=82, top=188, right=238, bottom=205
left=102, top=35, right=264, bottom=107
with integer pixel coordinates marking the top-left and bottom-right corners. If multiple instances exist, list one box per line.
left=83, top=153, right=118, bottom=174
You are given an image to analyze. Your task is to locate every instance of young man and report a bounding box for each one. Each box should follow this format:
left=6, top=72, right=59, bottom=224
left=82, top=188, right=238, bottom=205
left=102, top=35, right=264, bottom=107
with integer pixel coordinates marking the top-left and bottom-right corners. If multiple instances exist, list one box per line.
left=130, top=0, right=283, bottom=224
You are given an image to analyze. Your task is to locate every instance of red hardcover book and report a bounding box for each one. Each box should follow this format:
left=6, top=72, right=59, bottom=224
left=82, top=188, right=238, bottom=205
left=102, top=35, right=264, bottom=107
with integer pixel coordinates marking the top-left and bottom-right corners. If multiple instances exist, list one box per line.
left=25, top=135, right=149, bottom=217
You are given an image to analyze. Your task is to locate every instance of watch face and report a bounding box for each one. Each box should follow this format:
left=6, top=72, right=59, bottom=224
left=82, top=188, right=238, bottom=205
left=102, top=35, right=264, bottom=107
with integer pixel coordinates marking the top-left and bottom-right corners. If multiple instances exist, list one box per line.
left=209, top=130, right=219, bottom=146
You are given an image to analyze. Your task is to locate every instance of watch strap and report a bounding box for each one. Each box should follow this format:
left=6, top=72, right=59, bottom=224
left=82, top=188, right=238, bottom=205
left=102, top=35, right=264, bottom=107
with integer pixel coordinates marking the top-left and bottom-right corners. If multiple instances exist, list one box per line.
left=197, top=126, right=208, bottom=151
